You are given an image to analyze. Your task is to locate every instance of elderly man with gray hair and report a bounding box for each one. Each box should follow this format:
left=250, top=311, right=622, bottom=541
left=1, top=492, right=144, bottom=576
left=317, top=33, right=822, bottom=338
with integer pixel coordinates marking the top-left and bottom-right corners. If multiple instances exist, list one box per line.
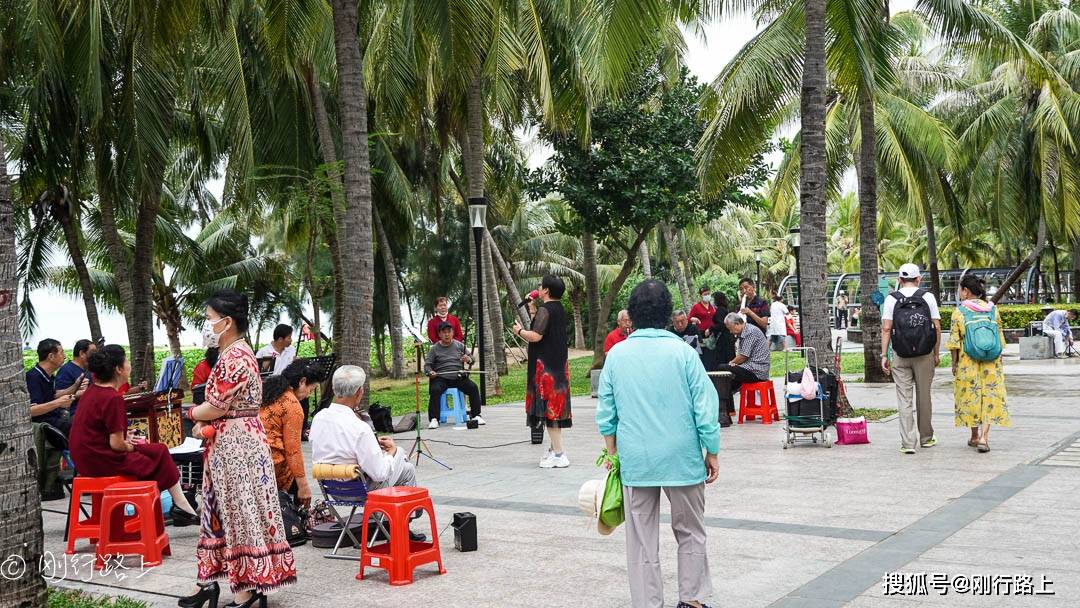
left=714, top=313, right=772, bottom=395
left=309, top=365, right=417, bottom=490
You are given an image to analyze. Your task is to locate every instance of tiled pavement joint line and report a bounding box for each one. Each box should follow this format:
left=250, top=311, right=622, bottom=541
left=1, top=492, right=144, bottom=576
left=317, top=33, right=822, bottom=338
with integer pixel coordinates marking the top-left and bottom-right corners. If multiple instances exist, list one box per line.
left=769, top=464, right=1051, bottom=608
left=1032, top=429, right=1080, bottom=465
left=430, top=495, right=890, bottom=542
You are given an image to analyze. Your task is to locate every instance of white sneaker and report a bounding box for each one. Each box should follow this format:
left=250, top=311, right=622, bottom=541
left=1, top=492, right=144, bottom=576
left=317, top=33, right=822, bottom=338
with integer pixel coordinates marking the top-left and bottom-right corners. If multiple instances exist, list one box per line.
left=428, top=419, right=439, bottom=430
left=539, top=449, right=556, bottom=468
left=473, top=415, right=486, bottom=426
left=551, top=453, right=570, bottom=468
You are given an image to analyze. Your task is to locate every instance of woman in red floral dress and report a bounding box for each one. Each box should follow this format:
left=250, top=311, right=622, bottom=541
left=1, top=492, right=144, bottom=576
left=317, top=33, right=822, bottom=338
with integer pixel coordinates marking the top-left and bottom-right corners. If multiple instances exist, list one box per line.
left=512, top=275, right=572, bottom=468
left=180, top=290, right=295, bottom=608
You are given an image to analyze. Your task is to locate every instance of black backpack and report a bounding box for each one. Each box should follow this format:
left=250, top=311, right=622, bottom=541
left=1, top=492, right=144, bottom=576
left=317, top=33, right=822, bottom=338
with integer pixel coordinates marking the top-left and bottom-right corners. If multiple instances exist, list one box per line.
left=369, top=402, right=395, bottom=434
left=278, top=491, right=309, bottom=547
left=890, top=289, right=935, bottom=358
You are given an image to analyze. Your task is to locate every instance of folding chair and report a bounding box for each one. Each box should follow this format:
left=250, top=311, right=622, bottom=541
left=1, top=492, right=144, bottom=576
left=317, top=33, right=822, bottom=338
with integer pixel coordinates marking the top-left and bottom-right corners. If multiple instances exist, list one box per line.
left=317, top=478, right=389, bottom=561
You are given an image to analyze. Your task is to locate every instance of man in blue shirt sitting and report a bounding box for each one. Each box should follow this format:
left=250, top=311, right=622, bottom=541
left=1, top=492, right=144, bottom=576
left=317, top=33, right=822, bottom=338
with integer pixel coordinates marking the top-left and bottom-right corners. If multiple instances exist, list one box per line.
left=1042, top=309, right=1077, bottom=358
left=54, top=338, right=95, bottom=420
left=26, top=339, right=85, bottom=435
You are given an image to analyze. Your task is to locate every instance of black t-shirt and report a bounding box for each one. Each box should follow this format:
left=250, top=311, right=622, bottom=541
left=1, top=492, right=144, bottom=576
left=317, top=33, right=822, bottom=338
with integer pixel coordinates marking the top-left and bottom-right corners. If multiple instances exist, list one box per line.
left=27, top=364, right=65, bottom=427
left=669, top=323, right=702, bottom=353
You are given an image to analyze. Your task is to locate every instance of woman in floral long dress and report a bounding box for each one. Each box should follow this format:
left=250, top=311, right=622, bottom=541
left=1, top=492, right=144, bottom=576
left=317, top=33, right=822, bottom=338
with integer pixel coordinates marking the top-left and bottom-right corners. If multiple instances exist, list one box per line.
left=180, top=290, right=295, bottom=608
left=947, top=276, right=1010, bottom=453
left=512, top=275, right=572, bottom=468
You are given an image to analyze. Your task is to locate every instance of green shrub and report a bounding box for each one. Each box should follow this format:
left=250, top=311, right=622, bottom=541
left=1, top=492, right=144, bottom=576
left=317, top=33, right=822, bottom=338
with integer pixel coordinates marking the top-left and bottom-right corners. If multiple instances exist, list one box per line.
left=938, top=304, right=1080, bottom=331
left=48, top=589, right=148, bottom=608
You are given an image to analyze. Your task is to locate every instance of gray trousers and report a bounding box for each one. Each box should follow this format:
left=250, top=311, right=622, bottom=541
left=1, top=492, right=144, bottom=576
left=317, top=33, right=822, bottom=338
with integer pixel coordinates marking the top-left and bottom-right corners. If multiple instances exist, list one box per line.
left=892, top=353, right=935, bottom=448
left=367, top=447, right=418, bottom=490
left=624, top=484, right=712, bottom=608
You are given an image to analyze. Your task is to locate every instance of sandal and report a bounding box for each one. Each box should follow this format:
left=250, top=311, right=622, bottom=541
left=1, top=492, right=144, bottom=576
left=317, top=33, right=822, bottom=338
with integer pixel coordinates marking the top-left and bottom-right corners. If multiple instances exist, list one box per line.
left=977, top=442, right=990, bottom=453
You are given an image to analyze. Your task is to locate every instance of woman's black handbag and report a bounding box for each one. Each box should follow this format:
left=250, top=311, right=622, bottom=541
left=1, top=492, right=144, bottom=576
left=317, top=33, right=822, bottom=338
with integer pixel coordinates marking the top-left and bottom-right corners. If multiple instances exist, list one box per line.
left=278, top=491, right=309, bottom=547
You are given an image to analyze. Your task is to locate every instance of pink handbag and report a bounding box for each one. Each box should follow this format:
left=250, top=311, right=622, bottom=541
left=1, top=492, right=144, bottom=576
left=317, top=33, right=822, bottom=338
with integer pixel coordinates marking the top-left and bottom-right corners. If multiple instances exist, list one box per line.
left=835, top=416, right=870, bottom=445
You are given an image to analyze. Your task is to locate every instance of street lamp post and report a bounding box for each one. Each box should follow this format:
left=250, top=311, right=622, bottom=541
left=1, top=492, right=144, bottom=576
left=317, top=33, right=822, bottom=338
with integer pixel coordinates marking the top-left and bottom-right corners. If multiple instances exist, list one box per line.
left=754, top=248, right=763, bottom=289
left=790, top=227, right=803, bottom=327
left=469, top=197, right=488, bottom=406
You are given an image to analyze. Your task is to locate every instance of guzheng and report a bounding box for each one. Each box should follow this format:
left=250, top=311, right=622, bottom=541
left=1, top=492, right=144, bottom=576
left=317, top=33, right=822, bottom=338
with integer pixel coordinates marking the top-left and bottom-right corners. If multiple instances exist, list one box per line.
left=124, top=389, right=185, bottom=448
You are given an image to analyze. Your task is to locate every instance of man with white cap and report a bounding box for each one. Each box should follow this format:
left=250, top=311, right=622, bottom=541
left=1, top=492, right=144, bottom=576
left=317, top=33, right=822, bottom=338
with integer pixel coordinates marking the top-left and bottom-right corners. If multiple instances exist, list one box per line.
left=881, top=263, right=941, bottom=454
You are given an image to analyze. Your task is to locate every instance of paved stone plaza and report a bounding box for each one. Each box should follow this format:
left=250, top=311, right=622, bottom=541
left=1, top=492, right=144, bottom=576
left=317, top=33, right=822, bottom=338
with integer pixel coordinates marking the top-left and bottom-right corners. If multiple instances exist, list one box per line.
left=46, top=354, right=1080, bottom=607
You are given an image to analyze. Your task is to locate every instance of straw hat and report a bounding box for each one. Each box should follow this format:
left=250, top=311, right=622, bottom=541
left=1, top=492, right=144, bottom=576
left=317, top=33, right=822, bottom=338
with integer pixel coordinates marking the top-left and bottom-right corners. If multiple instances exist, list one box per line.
left=577, top=479, right=615, bottom=535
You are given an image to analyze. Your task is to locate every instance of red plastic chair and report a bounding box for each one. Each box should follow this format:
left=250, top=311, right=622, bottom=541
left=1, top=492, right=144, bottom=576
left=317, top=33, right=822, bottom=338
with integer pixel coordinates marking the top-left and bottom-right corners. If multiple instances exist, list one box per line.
left=738, top=381, right=780, bottom=424
left=357, top=487, right=446, bottom=585
left=95, top=481, right=171, bottom=569
left=66, top=476, right=134, bottom=554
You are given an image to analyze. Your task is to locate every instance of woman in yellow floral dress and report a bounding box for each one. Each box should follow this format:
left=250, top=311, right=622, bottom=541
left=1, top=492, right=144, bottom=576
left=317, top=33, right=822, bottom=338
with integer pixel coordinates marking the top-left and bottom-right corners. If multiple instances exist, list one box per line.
left=947, top=276, right=1010, bottom=452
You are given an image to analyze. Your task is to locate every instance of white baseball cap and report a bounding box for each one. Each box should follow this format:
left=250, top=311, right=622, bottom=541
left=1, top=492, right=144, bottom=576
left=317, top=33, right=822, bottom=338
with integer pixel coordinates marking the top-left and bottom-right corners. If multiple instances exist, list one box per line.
left=577, top=479, right=615, bottom=535
left=898, top=263, right=921, bottom=279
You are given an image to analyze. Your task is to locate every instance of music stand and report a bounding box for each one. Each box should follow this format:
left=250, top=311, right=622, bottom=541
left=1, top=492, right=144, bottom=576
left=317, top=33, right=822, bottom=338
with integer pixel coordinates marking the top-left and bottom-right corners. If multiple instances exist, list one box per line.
left=406, top=333, right=452, bottom=470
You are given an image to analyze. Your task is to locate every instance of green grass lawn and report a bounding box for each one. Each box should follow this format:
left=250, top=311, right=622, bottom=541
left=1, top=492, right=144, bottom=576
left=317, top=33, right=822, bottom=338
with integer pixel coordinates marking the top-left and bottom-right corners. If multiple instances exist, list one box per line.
left=48, top=589, right=147, bottom=608
left=769, top=351, right=952, bottom=380
left=851, top=407, right=898, bottom=421
left=370, top=355, right=597, bottom=416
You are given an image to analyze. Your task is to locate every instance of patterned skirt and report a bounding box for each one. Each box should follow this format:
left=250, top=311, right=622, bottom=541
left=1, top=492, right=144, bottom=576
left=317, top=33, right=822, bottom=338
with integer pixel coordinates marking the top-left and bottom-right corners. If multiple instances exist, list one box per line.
left=525, top=359, right=572, bottom=429
left=197, top=415, right=296, bottom=593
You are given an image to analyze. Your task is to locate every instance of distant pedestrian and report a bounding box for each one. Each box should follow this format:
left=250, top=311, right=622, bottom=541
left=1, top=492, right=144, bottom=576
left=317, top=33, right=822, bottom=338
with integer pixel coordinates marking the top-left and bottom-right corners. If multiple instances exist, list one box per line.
left=598, top=279, right=719, bottom=608
left=767, top=295, right=789, bottom=351
left=948, top=276, right=1009, bottom=452
left=835, top=292, right=849, bottom=329
left=881, top=263, right=941, bottom=454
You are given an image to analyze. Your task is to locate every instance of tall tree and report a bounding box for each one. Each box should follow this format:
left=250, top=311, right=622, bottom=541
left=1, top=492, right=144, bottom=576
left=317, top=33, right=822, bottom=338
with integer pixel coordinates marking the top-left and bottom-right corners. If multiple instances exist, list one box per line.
left=329, top=0, right=376, bottom=375
left=0, top=137, right=48, bottom=608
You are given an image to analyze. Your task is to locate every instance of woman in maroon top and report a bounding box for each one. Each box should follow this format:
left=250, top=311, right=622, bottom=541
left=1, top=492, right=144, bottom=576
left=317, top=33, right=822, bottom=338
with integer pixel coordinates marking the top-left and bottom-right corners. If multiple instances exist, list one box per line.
left=68, top=344, right=198, bottom=526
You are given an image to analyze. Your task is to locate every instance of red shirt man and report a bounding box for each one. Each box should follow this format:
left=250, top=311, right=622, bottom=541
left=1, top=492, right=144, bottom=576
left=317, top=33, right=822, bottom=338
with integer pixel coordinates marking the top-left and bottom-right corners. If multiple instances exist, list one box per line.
left=689, top=287, right=717, bottom=334
left=604, top=310, right=633, bottom=353
left=426, top=296, right=464, bottom=343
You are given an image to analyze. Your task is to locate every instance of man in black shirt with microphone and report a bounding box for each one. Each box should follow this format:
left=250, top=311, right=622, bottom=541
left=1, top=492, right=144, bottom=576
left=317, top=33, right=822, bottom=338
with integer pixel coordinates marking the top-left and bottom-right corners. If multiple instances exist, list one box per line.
left=425, top=322, right=484, bottom=429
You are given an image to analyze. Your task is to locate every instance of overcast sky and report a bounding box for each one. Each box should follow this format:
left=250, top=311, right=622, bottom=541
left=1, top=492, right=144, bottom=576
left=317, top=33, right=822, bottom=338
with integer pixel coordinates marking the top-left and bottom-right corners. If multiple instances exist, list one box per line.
left=25, top=3, right=917, bottom=348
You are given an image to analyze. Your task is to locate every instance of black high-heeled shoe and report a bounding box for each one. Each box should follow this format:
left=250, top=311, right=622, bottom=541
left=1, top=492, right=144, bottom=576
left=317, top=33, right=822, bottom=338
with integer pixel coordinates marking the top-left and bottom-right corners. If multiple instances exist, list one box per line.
left=225, top=592, right=266, bottom=608
left=178, top=582, right=219, bottom=608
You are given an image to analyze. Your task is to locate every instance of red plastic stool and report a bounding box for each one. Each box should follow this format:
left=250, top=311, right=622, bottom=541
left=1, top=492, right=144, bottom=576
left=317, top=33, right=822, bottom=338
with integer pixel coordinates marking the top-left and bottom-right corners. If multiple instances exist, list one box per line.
left=357, top=487, right=446, bottom=585
left=66, top=476, right=134, bottom=554
left=738, top=381, right=780, bottom=424
left=95, top=481, right=171, bottom=569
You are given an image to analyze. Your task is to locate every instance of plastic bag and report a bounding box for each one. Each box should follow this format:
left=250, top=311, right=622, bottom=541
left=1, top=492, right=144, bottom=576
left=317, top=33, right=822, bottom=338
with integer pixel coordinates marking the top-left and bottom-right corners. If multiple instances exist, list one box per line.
left=595, top=450, right=624, bottom=529
left=835, top=417, right=870, bottom=445
left=799, top=368, right=818, bottom=400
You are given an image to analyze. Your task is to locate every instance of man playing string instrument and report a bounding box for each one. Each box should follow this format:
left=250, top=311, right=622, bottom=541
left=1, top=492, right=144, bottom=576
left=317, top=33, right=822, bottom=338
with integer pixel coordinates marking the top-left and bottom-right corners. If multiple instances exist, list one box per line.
left=425, top=322, right=484, bottom=429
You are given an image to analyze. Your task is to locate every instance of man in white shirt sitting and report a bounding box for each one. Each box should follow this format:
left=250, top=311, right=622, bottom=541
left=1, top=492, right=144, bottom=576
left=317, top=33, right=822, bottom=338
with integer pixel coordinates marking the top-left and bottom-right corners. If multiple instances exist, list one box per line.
left=255, top=324, right=297, bottom=375
left=310, top=365, right=417, bottom=490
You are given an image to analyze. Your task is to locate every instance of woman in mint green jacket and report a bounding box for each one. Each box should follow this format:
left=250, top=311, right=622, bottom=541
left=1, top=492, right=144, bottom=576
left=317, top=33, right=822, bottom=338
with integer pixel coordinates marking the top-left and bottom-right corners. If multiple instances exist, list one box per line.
left=597, top=279, right=720, bottom=608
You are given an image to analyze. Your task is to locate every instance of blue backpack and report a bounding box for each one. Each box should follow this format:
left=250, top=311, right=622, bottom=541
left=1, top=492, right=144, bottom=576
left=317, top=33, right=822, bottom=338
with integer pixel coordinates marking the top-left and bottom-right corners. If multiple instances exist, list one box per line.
left=960, top=304, right=1002, bottom=361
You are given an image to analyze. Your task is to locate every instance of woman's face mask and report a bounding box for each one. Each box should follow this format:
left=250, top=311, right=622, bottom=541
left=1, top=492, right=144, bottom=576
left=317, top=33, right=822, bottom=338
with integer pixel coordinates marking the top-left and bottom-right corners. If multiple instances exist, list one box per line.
left=701, top=293, right=711, bottom=303
left=202, top=317, right=228, bottom=348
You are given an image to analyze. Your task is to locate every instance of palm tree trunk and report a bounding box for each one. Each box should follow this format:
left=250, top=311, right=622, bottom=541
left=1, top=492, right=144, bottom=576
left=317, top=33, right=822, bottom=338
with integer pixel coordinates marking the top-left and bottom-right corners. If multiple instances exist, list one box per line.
left=857, top=89, right=887, bottom=382
left=922, top=198, right=941, bottom=302
left=797, top=0, right=833, bottom=357
left=0, top=136, right=48, bottom=608
left=583, top=232, right=603, bottom=365
left=1072, top=236, right=1080, bottom=304
left=639, top=240, right=652, bottom=278
left=373, top=207, right=405, bottom=379
left=594, top=231, right=650, bottom=368
left=464, top=75, right=497, bottom=396
left=676, top=230, right=695, bottom=296
left=662, top=223, right=691, bottom=311
left=992, top=217, right=1047, bottom=305
left=1049, top=233, right=1062, bottom=302
left=330, top=1, right=376, bottom=379
left=56, top=204, right=103, bottom=342
left=306, top=67, right=347, bottom=353
left=571, top=289, right=587, bottom=350
left=484, top=230, right=530, bottom=327
left=484, top=241, right=507, bottom=381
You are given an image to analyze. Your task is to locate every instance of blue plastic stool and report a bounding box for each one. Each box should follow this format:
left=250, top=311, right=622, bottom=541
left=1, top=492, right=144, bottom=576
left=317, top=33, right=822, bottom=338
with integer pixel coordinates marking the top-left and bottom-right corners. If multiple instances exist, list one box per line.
left=439, top=388, right=468, bottom=425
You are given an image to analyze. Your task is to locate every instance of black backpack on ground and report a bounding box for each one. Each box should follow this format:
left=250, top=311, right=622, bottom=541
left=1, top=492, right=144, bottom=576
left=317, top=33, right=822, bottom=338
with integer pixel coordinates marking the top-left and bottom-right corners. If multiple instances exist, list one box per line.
left=890, top=289, right=935, bottom=358
left=369, top=402, right=394, bottom=434
left=278, top=491, right=309, bottom=547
